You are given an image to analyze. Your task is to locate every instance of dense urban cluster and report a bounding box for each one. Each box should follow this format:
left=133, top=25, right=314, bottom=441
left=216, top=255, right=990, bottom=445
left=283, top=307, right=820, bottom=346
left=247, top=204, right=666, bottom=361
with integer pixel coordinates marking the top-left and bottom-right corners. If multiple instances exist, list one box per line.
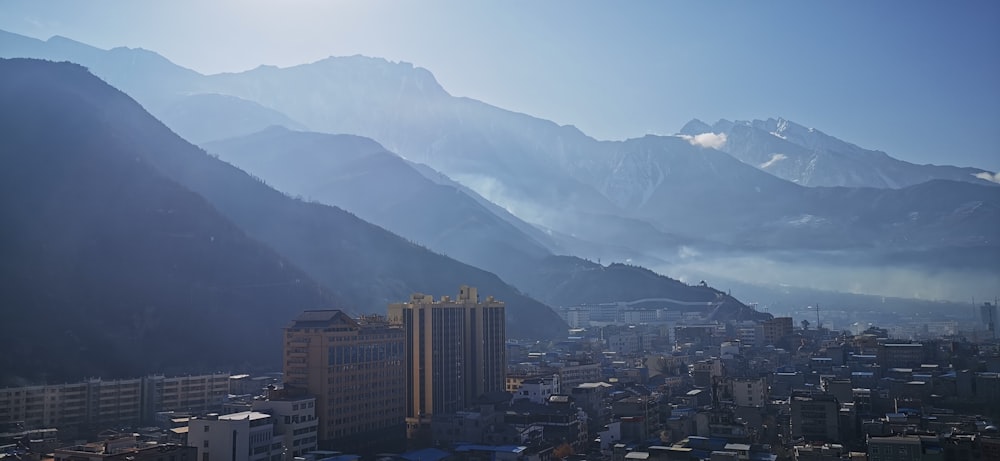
left=2, top=292, right=999, bottom=461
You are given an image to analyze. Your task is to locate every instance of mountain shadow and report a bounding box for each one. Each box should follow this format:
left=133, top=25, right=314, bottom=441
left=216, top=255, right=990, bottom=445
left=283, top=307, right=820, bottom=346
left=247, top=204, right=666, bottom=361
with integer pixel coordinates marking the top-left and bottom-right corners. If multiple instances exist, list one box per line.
left=0, top=59, right=570, bottom=384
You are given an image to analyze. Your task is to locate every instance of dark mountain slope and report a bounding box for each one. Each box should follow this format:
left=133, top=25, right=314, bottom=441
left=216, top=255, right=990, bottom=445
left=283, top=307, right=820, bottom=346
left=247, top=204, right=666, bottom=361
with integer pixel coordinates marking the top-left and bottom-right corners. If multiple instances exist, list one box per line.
left=0, top=59, right=335, bottom=384
left=517, top=257, right=766, bottom=322
left=0, top=59, right=568, bottom=345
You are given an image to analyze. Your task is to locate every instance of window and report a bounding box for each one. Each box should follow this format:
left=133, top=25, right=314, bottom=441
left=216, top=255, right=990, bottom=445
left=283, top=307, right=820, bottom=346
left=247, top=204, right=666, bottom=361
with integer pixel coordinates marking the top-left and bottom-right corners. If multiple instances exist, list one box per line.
left=203, top=425, right=210, bottom=432
left=203, top=440, right=209, bottom=448
left=201, top=454, right=209, bottom=461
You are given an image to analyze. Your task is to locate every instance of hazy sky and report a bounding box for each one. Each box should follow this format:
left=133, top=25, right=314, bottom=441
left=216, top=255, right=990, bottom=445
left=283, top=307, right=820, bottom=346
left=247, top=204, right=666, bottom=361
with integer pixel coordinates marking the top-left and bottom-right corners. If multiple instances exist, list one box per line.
left=2, top=0, right=998, bottom=170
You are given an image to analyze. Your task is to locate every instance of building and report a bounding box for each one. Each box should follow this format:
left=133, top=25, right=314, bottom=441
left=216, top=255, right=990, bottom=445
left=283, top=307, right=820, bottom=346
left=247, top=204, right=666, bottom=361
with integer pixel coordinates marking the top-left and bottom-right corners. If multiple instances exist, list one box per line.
left=756, top=317, right=793, bottom=346
left=877, top=343, right=925, bottom=369
left=282, top=310, right=405, bottom=453
left=388, top=286, right=506, bottom=442
left=867, top=436, right=922, bottom=461
left=144, top=374, right=230, bottom=418
left=730, top=377, right=767, bottom=408
left=251, top=388, right=318, bottom=461
left=555, top=364, right=602, bottom=393
left=513, top=378, right=558, bottom=405
left=54, top=435, right=196, bottom=461
left=607, top=333, right=642, bottom=356
left=187, top=412, right=283, bottom=461
left=0, top=373, right=229, bottom=436
left=505, top=374, right=558, bottom=395
left=982, top=302, right=998, bottom=340
left=0, top=378, right=143, bottom=433
left=791, top=395, right=839, bottom=443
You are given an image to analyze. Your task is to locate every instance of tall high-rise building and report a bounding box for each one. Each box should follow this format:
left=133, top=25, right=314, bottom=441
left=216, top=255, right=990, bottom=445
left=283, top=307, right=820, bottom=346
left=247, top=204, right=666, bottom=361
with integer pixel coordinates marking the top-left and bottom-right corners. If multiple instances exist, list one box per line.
left=282, top=310, right=405, bottom=454
left=981, top=302, right=998, bottom=339
left=387, top=286, right=506, bottom=441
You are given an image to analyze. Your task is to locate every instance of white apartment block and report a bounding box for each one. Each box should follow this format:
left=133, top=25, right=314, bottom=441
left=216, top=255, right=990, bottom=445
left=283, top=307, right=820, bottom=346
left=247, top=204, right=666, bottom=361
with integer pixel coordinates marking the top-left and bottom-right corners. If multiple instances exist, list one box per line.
left=187, top=412, right=283, bottom=461
left=251, top=395, right=318, bottom=461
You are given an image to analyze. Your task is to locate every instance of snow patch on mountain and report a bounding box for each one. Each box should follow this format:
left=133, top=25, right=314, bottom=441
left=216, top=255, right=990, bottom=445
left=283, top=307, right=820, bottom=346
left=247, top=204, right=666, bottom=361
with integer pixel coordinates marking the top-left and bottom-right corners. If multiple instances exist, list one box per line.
left=679, top=132, right=727, bottom=149
left=759, top=153, right=788, bottom=169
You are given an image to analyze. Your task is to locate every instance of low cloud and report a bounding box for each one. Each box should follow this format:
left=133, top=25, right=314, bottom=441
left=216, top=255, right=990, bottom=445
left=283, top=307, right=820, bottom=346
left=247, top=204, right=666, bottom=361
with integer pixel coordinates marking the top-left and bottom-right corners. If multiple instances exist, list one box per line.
left=974, top=171, right=1000, bottom=184
left=679, top=132, right=727, bottom=149
left=759, top=153, right=787, bottom=169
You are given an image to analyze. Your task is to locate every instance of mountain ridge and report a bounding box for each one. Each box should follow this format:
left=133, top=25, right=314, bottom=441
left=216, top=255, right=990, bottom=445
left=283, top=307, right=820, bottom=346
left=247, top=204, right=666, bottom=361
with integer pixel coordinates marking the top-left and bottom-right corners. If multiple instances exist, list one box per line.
left=680, top=117, right=997, bottom=188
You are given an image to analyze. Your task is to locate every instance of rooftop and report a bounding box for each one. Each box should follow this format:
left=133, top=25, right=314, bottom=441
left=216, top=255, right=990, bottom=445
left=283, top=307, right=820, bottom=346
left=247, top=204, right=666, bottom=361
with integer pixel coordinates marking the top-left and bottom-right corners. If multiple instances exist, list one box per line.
left=218, top=411, right=271, bottom=421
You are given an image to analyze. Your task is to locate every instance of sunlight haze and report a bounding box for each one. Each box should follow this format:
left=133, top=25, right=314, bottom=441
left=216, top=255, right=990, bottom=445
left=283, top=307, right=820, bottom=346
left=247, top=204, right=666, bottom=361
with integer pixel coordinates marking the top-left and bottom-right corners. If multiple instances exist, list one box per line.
left=2, top=0, right=998, bottom=170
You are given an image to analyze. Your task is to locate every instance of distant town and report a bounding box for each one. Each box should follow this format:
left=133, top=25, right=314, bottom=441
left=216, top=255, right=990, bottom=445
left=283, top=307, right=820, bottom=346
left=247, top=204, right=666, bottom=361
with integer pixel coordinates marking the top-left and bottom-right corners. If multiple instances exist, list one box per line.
left=2, top=287, right=999, bottom=461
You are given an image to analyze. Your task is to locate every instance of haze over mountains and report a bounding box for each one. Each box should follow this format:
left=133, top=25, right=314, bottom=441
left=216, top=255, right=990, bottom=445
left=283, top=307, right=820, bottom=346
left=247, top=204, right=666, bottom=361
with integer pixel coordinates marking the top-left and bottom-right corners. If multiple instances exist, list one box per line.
left=1, top=29, right=998, bottom=380
left=2, top=30, right=997, bottom=296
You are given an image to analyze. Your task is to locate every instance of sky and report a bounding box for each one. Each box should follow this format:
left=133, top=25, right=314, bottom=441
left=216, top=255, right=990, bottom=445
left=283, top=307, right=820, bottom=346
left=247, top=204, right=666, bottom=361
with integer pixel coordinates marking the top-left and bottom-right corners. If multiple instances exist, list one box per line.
left=2, top=0, right=998, bottom=170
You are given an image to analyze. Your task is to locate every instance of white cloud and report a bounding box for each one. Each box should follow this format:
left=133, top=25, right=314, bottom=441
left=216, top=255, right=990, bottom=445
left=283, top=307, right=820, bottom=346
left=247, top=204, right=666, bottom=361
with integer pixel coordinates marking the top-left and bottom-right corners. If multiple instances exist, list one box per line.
left=973, top=171, right=1000, bottom=184
left=679, top=132, right=727, bottom=149
left=759, top=153, right=787, bottom=169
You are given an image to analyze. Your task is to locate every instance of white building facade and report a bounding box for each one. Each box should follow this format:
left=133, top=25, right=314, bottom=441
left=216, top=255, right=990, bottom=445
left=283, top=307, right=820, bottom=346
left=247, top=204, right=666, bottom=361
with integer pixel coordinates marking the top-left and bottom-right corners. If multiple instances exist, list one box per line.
left=187, top=411, right=283, bottom=461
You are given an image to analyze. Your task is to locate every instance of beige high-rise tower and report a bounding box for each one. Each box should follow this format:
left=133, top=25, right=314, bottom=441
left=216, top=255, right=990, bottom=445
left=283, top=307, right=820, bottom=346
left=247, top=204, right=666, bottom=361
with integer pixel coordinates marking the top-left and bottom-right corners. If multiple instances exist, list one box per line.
left=387, top=286, right=506, bottom=441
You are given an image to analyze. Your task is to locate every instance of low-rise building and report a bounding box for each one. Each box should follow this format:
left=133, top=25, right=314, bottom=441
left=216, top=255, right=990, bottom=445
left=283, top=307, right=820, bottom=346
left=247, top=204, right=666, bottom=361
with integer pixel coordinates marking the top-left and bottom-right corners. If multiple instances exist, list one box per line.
left=187, top=412, right=283, bottom=461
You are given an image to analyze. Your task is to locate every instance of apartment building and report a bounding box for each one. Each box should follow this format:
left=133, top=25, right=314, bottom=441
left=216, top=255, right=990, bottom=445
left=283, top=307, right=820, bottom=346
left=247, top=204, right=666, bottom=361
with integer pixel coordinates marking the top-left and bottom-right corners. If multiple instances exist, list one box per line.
left=0, top=374, right=229, bottom=435
left=388, top=286, right=506, bottom=442
left=283, top=310, right=405, bottom=453
left=187, top=412, right=283, bottom=461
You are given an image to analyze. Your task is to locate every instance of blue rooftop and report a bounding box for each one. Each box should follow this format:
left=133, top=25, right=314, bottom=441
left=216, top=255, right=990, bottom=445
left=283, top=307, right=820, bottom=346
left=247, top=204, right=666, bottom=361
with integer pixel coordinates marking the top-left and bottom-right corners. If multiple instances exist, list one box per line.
left=401, top=448, right=451, bottom=461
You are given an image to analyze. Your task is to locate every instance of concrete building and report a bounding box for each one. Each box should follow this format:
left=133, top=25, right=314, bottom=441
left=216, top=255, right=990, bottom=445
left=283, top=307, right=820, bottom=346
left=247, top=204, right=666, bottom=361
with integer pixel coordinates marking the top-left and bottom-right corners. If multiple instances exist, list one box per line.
left=561, top=309, right=590, bottom=329
left=791, top=395, right=839, bottom=443
left=187, top=412, right=283, bottom=461
left=607, top=333, right=642, bottom=356
left=251, top=389, right=318, bottom=461
left=982, top=302, right=998, bottom=340
left=756, top=317, right=793, bottom=346
left=867, top=436, right=922, bottom=461
left=283, top=310, right=405, bottom=453
left=388, top=286, right=506, bottom=442
left=144, top=374, right=230, bottom=417
left=877, top=343, right=925, bottom=369
left=0, top=374, right=229, bottom=435
left=512, top=378, right=558, bottom=405
left=505, top=374, right=558, bottom=395
left=555, top=364, right=602, bottom=393
left=54, top=435, right=196, bottom=461
left=730, top=378, right=767, bottom=408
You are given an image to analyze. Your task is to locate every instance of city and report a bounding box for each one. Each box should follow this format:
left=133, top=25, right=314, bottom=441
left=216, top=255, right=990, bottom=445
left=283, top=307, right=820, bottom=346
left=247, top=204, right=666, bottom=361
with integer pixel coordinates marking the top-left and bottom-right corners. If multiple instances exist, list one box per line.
left=2, top=287, right=999, bottom=461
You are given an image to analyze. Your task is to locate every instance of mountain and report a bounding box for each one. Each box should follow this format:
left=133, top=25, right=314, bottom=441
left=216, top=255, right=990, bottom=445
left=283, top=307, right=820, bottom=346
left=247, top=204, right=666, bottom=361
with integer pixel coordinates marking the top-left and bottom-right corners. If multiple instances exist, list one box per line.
left=0, top=58, right=335, bottom=384
left=680, top=117, right=998, bottom=189
left=517, top=257, right=766, bottom=322
left=202, top=127, right=766, bottom=318
left=189, top=56, right=998, bottom=263
left=158, top=93, right=307, bottom=144
left=202, top=126, right=554, bottom=279
left=3, top=31, right=997, bottom=301
left=0, top=58, right=577, bottom=385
